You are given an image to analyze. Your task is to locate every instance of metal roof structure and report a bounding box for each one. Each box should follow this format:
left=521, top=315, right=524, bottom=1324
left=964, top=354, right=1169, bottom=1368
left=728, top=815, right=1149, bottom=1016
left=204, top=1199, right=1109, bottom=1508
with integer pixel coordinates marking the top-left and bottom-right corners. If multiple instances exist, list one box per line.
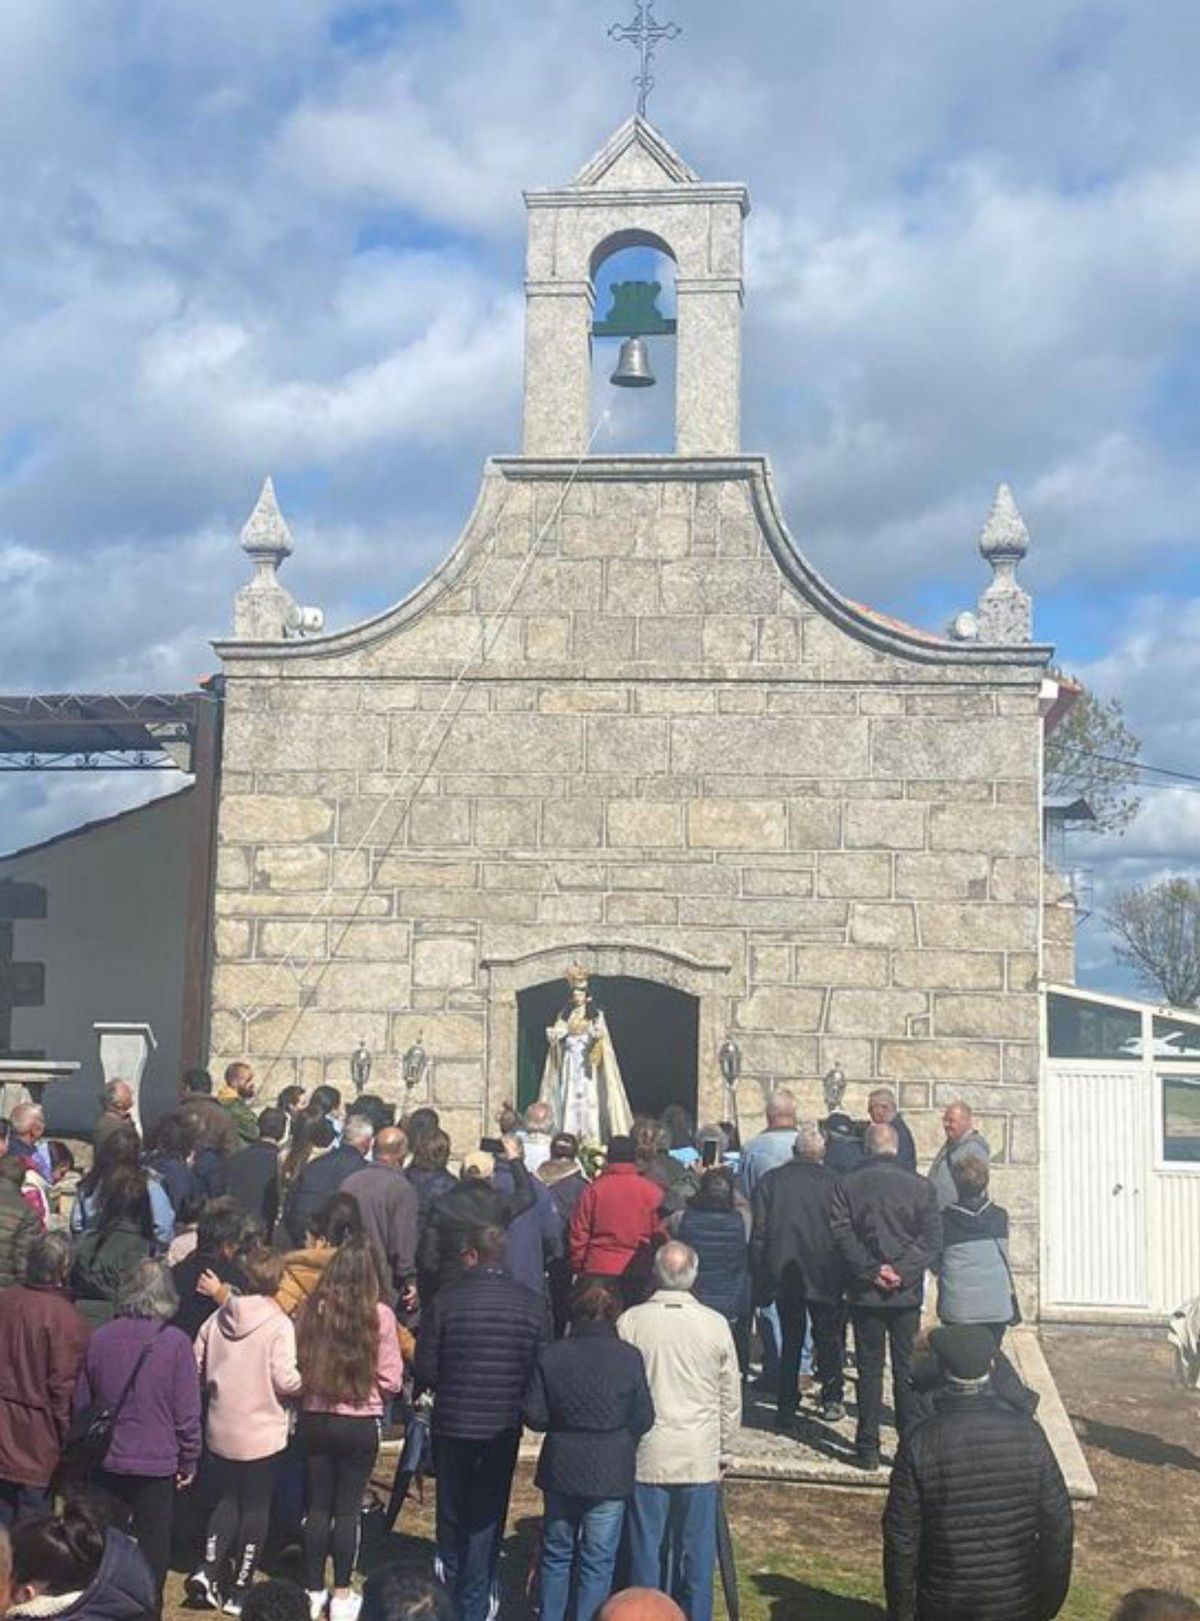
left=0, top=690, right=218, bottom=772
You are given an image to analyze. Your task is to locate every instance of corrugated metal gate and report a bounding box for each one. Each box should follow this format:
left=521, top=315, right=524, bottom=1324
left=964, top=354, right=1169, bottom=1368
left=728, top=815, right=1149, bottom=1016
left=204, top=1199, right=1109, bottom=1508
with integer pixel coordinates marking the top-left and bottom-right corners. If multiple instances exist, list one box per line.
left=1044, top=1065, right=1150, bottom=1309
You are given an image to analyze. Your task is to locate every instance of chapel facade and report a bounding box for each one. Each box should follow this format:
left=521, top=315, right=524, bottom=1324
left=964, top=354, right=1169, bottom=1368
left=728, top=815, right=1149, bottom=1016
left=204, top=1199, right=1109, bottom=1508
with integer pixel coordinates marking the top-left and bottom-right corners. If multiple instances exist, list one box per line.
left=209, top=120, right=1054, bottom=1302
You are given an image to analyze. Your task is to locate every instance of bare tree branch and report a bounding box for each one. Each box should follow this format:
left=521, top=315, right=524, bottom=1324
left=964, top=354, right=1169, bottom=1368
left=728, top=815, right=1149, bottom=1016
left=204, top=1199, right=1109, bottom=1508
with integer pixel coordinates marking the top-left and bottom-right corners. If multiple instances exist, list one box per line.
left=1106, top=878, right=1200, bottom=1007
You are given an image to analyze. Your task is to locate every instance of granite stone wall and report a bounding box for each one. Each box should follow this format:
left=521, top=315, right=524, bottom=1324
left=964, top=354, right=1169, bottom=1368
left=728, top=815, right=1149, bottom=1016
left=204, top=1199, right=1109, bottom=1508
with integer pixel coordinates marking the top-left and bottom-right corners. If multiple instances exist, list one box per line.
left=211, top=458, right=1049, bottom=1305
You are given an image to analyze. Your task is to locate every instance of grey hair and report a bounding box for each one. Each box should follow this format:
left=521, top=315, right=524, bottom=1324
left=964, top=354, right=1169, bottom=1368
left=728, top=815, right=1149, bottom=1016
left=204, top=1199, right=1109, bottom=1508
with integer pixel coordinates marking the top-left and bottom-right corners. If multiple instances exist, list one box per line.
left=25, top=1231, right=73, bottom=1287
left=116, top=1259, right=179, bottom=1322
left=868, top=1087, right=897, bottom=1115
left=766, top=1090, right=797, bottom=1124
left=864, top=1122, right=899, bottom=1158
left=10, top=1102, right=42, bottom=1132
left=343, top=1114, right=375, bottom=1151
left=793, top=1122, right=826, bottom=1161
left=653, top=1241, right=699, bottom=1292
left=695, top=1122, right=729, bottom=1154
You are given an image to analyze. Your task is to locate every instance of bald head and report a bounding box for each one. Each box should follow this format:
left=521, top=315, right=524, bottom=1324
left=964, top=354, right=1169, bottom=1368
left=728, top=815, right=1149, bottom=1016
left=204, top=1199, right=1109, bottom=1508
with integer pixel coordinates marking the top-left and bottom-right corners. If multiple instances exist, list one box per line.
left=944, top=1101, right=974, bottom=1142
left=793, top=1121, right=826, bottom=1162
left=864, top=1122, right=899, bottom=1158
left=374, top=1126, right=408, bottom=1166
left=653, top=1240, right=699, bottom=1292
left=766, top=1089, right=796, bottom=1129
left=598, top=1591, right=686, bottom=1621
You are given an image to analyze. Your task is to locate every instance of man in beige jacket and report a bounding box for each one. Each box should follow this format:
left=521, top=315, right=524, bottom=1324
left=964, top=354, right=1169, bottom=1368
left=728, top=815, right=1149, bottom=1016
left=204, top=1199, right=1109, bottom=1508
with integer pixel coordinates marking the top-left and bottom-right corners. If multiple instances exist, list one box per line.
left=618, top=1241, right=742, bottom=1621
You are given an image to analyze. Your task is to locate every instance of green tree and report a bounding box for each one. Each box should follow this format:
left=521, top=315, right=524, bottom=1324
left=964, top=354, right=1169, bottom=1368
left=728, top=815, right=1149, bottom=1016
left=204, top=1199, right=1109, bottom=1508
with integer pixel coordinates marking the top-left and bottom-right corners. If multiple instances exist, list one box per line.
left=1044, top=677, right=1141, bottom=834
left=1107, top=877, right=1200, bottom=1007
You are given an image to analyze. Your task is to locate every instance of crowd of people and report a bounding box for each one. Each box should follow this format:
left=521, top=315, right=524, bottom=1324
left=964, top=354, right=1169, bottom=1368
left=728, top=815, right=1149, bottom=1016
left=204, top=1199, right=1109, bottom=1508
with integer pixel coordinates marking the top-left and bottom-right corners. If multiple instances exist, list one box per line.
left=0, top=1073, right=1193, bottom=1621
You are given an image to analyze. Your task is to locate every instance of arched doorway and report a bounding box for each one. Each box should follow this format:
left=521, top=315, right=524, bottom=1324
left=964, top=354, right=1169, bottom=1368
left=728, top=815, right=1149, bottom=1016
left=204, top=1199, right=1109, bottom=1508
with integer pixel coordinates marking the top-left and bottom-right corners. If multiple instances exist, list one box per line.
left=516, top=974, right=699, bottom=1122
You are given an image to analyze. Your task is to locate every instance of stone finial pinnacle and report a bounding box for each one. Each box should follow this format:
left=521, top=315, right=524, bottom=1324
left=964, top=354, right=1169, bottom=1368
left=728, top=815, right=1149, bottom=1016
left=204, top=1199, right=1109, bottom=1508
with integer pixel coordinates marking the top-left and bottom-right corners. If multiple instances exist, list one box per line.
left=240, top=475, right=294, bottom=564
left=976, top=482, right=1032, bottom=644
left=232, top=474, right=323, bottom=641
left=979, top=482, right=1029, bottom=564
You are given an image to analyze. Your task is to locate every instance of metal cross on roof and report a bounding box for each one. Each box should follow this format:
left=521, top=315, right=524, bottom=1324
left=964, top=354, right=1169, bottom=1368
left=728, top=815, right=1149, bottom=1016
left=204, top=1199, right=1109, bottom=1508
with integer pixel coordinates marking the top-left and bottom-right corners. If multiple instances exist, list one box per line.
left=609, top=2, right=681, bottom=119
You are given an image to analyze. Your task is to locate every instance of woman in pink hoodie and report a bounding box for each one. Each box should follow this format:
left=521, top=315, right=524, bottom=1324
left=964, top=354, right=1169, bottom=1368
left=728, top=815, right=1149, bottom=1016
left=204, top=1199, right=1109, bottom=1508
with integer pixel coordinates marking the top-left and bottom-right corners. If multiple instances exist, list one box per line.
left=188, top=1247, right=302, bottom=1616
left=296, top=1233, right=403, bottom=1621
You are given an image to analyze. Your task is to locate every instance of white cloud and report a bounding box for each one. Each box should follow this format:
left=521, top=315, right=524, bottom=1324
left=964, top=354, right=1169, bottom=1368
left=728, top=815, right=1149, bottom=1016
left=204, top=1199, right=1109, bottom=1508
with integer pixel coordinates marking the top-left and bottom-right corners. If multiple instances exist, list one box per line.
left=3, top=0, right=1200, bottom=859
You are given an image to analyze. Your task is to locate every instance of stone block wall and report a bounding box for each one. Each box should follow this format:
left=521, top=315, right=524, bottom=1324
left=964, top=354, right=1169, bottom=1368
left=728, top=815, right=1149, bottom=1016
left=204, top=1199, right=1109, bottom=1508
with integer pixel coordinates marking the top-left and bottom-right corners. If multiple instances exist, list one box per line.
left=211, top=458, right=1050, bottom=1304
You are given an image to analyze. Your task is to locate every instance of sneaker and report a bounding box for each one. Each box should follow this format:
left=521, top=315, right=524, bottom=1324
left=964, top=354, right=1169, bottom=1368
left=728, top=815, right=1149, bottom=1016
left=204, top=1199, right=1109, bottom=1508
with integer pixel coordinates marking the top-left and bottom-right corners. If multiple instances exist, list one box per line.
left=855, top=1446, right=882, bottom=1472
left=822, top=1401, right=847, bottom=1423
left=187, top=1570, right=221, bottom=1612
left=223, top=1589, right=248, bottom=1618
left=330, top=1595, right=362, bottom=1621
left=308, top=1593, right=328, bottom=1621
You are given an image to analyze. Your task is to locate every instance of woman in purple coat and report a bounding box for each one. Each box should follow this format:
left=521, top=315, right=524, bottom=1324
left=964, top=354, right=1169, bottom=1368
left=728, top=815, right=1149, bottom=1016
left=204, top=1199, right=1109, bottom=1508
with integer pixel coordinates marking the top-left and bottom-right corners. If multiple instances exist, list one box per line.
left=74, top=1258, right=201, bottom=1610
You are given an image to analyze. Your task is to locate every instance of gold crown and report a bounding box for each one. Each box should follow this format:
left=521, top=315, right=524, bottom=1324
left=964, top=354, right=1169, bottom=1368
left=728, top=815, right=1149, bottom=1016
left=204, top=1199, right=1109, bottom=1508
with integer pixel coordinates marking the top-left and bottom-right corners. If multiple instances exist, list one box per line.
left=564, top=962, right=590, bottom=991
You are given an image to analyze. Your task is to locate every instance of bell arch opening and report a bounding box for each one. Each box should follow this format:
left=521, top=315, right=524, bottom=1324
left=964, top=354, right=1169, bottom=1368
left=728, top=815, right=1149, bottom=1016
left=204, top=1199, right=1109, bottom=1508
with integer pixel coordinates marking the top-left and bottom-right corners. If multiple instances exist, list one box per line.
left=589, top=235, right=677, bottom=453
left=516, top=974, right=698, bottom=1123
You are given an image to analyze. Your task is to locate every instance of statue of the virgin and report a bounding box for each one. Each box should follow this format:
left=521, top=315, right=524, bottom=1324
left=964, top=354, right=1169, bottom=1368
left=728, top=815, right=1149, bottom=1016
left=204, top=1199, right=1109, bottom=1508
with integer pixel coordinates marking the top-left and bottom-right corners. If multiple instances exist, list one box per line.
left=539, top=964, right=633, bottom=1144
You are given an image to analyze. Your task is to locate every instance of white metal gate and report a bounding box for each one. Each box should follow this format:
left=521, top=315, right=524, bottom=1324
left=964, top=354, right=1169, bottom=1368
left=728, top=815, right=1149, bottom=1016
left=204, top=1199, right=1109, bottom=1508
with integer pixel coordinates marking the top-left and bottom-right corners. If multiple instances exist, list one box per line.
left=1044, top=1065, right=1150, bottom=1308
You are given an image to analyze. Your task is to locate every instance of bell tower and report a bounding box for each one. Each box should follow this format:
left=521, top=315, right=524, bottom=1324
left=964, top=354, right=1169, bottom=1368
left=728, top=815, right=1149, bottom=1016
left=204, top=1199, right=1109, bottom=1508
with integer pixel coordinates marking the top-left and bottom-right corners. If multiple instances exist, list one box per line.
left=521, top=116, right=750, bottom=457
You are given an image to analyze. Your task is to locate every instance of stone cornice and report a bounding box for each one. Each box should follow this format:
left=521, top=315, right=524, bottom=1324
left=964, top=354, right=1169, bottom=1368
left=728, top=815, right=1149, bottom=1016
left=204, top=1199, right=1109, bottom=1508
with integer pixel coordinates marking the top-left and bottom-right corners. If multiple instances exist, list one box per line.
left=524, top=185, right=750, bottom=214
left=213, top=455, right=1054, bottom=673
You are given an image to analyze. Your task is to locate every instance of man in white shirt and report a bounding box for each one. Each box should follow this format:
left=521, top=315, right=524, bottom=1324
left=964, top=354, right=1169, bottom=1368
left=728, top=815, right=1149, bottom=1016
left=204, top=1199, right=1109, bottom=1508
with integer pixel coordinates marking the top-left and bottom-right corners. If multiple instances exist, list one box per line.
left=618, top=1242, right=742, bottom=1621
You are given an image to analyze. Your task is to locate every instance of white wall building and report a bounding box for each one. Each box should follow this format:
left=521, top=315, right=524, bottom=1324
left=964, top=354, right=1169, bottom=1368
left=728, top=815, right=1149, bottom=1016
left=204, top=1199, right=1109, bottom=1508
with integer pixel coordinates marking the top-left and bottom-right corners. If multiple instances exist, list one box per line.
left=1043, top=981, right=1200, bottom=1321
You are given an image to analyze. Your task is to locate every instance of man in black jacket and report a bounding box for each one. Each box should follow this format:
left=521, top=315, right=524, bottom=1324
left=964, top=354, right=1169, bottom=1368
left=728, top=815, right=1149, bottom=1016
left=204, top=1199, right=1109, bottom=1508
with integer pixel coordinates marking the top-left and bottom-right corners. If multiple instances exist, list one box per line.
left=415, top=1224, right=549, bottom=1621
left=750, top=1122, right=846, bottom=1428
left=883, top=1324, right=1073, bottom=1621
left=417, top=1138, right=535, bottom=1297
left=223, top=1105, right=285, bottom=1239
left=282, top=1113, right=373, bottom=1246
left=829, top=1123, right=940, bottom=1469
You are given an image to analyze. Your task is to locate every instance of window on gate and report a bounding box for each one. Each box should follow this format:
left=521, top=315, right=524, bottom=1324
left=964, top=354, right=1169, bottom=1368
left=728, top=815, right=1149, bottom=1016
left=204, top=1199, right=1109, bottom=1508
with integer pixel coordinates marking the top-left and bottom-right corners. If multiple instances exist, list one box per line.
left=1162, top=1074, right=1200, bottom=1163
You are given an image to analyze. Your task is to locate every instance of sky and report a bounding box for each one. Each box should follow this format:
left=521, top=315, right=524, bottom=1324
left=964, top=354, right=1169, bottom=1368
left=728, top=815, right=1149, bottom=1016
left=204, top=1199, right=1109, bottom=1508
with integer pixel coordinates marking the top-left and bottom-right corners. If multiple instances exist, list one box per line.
left=2, top=0, right=1199, bottom=994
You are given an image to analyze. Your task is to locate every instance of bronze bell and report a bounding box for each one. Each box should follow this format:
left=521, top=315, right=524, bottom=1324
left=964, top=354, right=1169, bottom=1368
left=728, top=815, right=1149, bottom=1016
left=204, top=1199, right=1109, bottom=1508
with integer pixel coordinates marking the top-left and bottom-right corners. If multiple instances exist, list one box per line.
left=610, top=335, right=655, bottom=388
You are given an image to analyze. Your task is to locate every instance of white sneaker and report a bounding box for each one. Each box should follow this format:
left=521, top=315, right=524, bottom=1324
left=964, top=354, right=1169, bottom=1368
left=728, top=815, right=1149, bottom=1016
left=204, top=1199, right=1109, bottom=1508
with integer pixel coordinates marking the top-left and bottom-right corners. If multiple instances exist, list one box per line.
left=329, top=1596, right=362, bottom=1621
left=307, top=1592, right=328, bottom=1621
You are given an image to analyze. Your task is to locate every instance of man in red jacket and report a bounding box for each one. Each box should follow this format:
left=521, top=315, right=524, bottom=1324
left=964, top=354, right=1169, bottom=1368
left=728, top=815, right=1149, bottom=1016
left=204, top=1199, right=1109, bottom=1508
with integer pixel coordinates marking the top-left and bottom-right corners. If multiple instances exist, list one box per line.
left=569, top=1137, right=664, bottom=1304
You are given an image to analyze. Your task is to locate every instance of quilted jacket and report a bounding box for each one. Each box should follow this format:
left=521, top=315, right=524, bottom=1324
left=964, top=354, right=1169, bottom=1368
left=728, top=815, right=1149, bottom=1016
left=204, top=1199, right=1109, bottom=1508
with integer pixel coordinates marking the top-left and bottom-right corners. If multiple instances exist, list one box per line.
left=414, top=1263, right=549, bottom=1439
left=883, top=1385, right=1073, bottom=1621
left=525, top=1320, right=654, bottom=1498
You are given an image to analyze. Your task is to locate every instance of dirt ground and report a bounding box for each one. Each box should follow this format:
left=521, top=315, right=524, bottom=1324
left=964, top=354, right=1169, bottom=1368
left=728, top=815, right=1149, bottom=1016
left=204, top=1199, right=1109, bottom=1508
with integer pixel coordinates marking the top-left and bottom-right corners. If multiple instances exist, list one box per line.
left=157, top=1325, right=1199, bottom=1620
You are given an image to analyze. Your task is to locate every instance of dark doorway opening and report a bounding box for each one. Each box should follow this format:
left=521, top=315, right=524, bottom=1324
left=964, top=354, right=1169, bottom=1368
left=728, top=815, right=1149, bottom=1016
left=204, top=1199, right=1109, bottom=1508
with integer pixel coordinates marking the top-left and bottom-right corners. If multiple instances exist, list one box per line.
left=516, top=975, right=699, bottom=1123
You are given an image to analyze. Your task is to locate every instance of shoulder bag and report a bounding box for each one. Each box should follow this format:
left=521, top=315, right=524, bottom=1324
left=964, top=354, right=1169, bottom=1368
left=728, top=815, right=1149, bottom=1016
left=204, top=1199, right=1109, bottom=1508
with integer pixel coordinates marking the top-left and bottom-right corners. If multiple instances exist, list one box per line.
left=60, top=1323, right=166, bottom=1479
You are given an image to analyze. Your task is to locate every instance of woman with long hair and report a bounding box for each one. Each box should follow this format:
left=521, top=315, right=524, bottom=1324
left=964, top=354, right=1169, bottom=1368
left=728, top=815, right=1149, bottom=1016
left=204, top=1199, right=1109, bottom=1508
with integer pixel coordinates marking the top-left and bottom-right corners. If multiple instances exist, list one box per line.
left=278, top=1115, right=336, bottom=1247
left=296, top=1236, right=403, bottom=1621
left=71, top=1124, right=173, bottom=1253
left=69, top=1176, right=157, bottom=1326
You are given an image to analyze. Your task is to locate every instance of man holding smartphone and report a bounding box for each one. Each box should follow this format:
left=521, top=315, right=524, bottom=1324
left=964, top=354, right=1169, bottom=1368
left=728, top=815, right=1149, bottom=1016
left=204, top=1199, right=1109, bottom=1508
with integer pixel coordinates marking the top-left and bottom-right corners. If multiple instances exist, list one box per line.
left=416, top=1136, right=536, bottom=1298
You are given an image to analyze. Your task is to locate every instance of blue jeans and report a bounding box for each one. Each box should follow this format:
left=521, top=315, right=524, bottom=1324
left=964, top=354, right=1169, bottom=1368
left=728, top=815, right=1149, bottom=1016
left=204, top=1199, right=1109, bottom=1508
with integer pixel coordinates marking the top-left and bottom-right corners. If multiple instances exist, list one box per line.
left=628, top=1482, right=718, bottom=1621
left=433, top=1431, right=520, bottom=1621
left=539, top=1492, right=625, bottom=1621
